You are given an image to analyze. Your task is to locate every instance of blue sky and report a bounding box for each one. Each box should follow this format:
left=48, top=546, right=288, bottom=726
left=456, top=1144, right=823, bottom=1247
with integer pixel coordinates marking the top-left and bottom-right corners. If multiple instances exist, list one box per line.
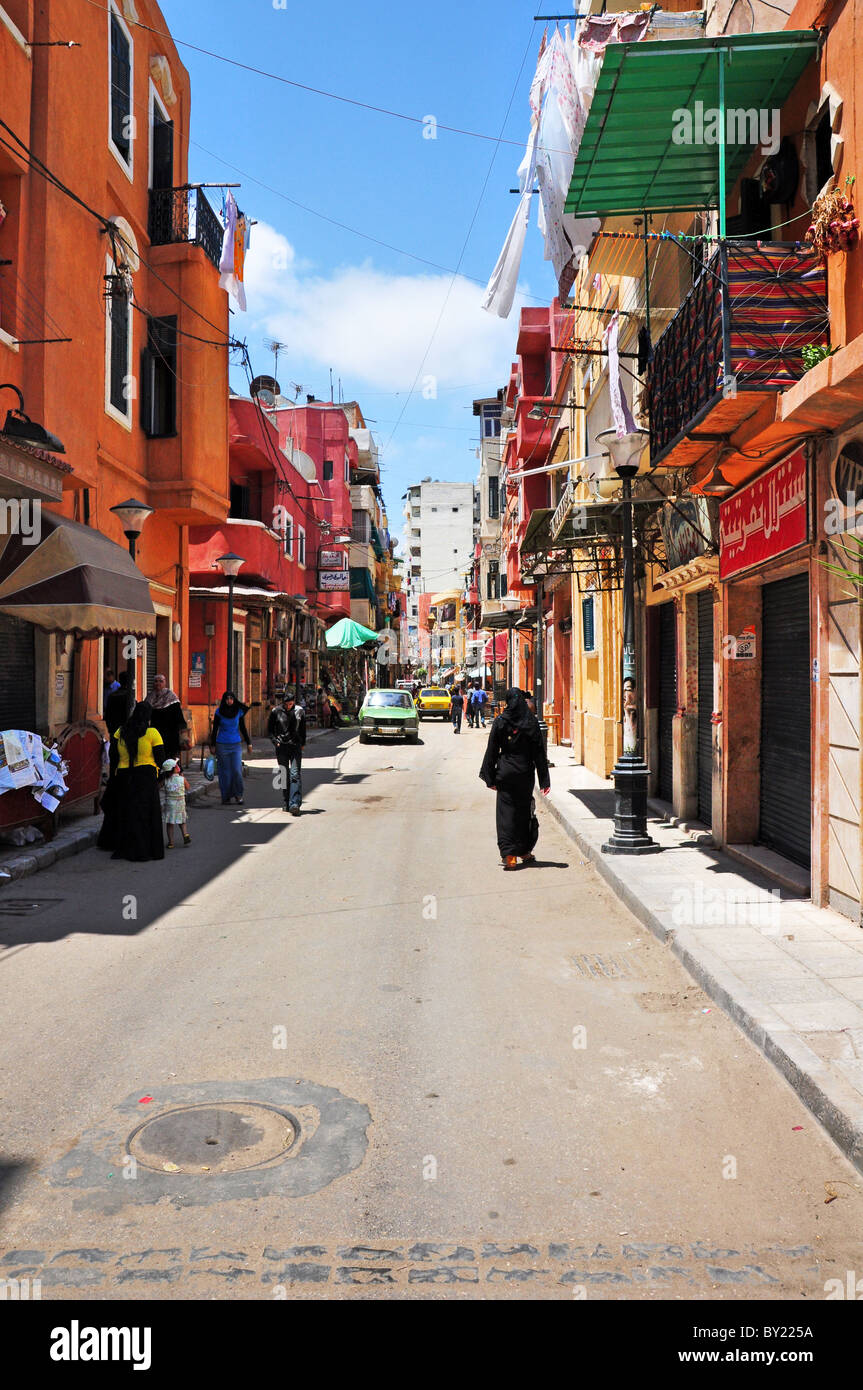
left=159, top=0, right=561, bottom=531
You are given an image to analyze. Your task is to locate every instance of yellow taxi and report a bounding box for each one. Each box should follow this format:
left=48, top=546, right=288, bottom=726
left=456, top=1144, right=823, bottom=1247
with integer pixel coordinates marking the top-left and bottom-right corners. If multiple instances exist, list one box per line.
left=415, top=686, right=452, bottom=720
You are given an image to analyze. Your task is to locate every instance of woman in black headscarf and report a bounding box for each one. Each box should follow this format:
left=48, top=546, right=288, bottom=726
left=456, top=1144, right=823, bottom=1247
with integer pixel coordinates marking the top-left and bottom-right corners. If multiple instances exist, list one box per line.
left=108, top=701, right=165, bottom=861
left=479, top=688, right=550, bottom=869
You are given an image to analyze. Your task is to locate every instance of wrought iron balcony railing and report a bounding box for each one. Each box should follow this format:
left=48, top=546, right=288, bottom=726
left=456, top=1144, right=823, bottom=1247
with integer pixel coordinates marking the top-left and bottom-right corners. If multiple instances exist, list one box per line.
left=647, top=241, right=829, bottom=465
left=148, top=186, right=223, bottom=269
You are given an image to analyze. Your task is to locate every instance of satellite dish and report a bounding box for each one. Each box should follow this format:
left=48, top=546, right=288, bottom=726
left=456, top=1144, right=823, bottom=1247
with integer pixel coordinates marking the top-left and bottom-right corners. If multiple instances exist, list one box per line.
left=282, top=439, right=317, bottom=482
left=250, top=375, right=280, bottom=408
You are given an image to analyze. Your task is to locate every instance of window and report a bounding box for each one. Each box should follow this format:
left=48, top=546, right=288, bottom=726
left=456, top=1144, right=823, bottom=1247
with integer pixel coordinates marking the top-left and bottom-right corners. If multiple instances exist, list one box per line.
left=582, top=595, right=596, bottom=653
left=283, top=515, right=293, bottom=557
left=229, top=482, right=251, bottom=519
left=430, top=506, right=437, bottom=513
left=452, top=506, right=459, bottom=513
left=483, top=407, right=502, bottom=437
left=344, top=454, right=350, bottom=482
left=109, top=4, right=133, bottom=173
left=105, top=259, right=132, bottom=423
left=140, top=315, right=177, bottom=437
left=323, top=458, right=334, bottom=482
left=298, top=527, right=306, bottom=566
left=149, top=85, right=173, bottom=191
left=488, top=476, right=499, bottom=519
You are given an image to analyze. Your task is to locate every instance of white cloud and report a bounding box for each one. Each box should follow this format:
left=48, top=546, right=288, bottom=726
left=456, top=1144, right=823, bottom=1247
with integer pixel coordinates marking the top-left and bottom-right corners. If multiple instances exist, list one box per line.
left=242, top=221, right=528, bottom=392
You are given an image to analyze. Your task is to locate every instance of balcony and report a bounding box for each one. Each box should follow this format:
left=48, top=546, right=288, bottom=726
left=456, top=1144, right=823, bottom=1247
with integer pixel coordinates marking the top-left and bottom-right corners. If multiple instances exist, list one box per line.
left=148, top=186, right=223, bottom=269
left=647, top=241, right=828, bottom=468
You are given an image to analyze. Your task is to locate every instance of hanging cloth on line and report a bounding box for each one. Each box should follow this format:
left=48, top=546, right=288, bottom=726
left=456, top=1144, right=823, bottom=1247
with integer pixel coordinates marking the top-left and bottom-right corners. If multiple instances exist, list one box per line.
left=219, top=191, right=250, bottom=311
left=604, top=311, right=638, bottom=438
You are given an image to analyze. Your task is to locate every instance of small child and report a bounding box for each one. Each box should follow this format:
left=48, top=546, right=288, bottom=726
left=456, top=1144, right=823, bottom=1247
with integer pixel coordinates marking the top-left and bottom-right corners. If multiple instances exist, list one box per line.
left=159, top=758, right=190, bottom=848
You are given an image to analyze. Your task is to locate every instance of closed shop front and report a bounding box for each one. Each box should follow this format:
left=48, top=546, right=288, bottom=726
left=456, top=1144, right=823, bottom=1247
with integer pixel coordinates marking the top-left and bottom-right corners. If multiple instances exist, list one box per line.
left=759, top=572, right=811, bottom=867
left=0, top=613, right=36, bottom=729
left=657, top=601, right=676, bottom=803
left=696, top=590, right=714, bottom=824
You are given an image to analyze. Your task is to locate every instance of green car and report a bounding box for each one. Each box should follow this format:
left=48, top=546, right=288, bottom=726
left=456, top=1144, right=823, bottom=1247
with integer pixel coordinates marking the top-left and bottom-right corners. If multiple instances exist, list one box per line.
left=358, top=689, right=419, bottom=744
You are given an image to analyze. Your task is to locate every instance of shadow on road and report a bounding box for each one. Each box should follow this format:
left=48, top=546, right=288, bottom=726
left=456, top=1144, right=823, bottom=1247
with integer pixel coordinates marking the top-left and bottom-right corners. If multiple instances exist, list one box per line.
left=0, top=727, right=370, bottom=954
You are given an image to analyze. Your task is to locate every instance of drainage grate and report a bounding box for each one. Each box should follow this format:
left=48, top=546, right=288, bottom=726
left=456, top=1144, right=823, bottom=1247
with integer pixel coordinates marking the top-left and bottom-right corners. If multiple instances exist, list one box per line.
left=569, top=952, right=638, bottom=980
left=0, top=897, right=64, bottom=917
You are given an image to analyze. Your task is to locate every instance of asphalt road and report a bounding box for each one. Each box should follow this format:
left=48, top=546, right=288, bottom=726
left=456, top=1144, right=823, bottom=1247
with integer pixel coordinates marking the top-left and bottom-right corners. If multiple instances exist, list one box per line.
left=1, top=719, right=862, bottom=1301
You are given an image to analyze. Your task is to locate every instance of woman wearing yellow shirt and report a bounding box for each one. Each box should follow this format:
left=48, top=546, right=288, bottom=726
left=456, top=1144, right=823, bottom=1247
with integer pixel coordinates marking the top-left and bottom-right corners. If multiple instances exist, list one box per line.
left=101, top=702, right=165, bottom=861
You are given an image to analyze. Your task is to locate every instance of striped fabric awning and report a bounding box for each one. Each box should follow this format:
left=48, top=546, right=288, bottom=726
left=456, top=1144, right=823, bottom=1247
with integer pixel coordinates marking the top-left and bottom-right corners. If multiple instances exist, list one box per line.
left=0, top=509, right=156, bottom=637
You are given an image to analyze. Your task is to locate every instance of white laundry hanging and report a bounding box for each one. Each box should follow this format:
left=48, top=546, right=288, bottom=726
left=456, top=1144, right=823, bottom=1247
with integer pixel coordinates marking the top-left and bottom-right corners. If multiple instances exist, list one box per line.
left=482, top=22, right=603, bottom=318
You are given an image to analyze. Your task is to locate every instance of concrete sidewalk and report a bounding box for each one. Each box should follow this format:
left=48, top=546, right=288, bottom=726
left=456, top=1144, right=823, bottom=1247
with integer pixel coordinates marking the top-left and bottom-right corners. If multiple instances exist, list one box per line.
left=540, top=747, right=863, bottom=1175
left=0, top=728, right=337, bottom=888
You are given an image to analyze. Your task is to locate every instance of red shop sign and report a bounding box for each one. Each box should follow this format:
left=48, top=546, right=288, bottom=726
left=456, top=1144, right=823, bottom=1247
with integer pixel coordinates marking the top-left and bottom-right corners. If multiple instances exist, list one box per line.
left=719, top=446, right=808, bottom=580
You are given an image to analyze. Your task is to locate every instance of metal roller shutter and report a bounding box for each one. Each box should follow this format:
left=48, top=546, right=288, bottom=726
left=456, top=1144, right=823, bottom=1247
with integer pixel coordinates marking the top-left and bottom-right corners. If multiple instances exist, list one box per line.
left=658, top=601, right=676, bottom=803
left=0, top=614, right=36, bottom=729
left=697, top=591, right=714, bottom=824
left=759, top=573, right=811, bottom=867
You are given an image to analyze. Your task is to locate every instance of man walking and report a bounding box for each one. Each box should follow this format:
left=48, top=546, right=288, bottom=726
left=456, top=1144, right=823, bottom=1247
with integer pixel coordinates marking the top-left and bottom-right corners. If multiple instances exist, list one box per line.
left=451, top=684, right=465, bottom=735
left=268, top=692, right=306, bottom=815
left=474, top=684, right=488, bottom=728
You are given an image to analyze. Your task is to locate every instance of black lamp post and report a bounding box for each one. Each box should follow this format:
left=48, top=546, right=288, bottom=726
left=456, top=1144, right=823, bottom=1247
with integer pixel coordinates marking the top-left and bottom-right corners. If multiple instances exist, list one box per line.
left=533, top=563, right=549, bottom=748
left=597, top=429, right=661, bottom=856
left=215, top=552, right=245, bottom=694
left=109, top=497, right=154, bottom=710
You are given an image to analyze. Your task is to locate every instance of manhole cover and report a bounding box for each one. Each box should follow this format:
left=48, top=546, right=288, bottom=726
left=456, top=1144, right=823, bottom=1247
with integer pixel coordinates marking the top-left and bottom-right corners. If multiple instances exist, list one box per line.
left=127, top=1102, right=297, bottom=1175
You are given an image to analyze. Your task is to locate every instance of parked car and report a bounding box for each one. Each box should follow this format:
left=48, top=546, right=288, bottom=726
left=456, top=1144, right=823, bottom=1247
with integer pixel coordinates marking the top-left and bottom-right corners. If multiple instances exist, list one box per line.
left=415, top=686, right=452, bottom=720
left=358, top=689, right=419, bottom=744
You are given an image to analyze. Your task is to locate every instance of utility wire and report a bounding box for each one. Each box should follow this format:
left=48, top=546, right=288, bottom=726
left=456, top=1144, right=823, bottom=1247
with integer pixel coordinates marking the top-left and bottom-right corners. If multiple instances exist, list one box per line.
left=380, top=25, right=539, bottom=462
left=80, top=0, right=566, bottom=158
left=0, top=121, right=237, bottom=346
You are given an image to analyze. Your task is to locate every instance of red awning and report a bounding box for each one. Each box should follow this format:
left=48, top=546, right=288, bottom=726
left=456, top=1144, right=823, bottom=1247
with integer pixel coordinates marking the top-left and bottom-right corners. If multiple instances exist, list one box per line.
left=484, top=632, right=509, bottom=662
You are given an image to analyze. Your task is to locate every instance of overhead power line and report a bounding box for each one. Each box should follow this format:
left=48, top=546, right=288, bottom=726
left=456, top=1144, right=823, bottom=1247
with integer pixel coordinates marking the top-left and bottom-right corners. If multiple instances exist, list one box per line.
left=80, top=0, right=566, bottom=157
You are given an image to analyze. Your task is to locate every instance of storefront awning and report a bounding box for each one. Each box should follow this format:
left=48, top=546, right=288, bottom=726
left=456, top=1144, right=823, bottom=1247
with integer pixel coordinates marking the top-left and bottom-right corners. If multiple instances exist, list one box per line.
left=0, top=509, right=156, bottom=636
left=565, top=31, right=821, bottom=218
left=484, top=632, right=509, bottom=662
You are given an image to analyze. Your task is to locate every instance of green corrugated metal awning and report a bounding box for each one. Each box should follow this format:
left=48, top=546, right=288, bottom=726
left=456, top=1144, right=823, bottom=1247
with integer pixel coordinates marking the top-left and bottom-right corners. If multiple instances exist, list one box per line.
left=349, top=566, right=377, bottom=603
left=565, top=31, right=820, bottom=219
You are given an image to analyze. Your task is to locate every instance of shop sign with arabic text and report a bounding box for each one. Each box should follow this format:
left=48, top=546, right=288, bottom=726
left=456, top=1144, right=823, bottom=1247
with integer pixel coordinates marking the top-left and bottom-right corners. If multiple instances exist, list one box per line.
left=719, top=447, right=808, bottom=580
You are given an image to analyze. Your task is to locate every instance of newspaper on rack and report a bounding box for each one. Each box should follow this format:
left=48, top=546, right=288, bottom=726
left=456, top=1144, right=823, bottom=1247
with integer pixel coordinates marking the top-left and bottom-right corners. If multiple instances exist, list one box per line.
left=0, top=729, right=69, bottom=810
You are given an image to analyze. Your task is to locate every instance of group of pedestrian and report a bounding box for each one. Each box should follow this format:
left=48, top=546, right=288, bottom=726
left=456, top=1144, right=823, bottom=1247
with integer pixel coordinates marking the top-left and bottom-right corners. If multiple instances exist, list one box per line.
left=97, top=703, right=184, bottom=862
left=449, top=682, right=489, bottom=735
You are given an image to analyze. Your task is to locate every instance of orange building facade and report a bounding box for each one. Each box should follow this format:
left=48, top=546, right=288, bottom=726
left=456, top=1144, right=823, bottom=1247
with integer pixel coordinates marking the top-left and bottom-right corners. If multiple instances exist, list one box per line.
left=0, top=0, right=229, bottom=739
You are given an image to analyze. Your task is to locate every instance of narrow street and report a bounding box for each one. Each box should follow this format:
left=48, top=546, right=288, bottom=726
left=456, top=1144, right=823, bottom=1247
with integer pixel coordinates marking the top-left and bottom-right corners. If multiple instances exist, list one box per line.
left=1, top=721, right=861, bottom=1300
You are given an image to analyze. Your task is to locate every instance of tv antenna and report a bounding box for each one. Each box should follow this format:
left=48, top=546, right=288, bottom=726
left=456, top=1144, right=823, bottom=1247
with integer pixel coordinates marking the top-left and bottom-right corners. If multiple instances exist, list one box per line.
left=263, top=337, right=289, bottom=384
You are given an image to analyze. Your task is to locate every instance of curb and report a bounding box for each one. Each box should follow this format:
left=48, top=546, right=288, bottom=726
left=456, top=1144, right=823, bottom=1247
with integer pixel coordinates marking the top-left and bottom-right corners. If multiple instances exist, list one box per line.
left=0, top=775, right=220, bottom=889
left=0, top=733, right=341, bottom=888
left=540, top=792, right=863, bottom=1177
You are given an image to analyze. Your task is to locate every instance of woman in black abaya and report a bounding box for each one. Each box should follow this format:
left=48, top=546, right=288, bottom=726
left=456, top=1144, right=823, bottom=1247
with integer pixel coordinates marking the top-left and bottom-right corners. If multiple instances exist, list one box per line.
left=479, top=688, right=550, bottom=869
left=109, top=702, right=165, bottom=862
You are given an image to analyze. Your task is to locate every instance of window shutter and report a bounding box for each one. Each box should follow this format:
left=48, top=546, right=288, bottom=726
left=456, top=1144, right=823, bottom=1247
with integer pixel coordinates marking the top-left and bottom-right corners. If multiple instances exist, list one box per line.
left=110, top=15, right=132, bottom=163
left=109, top=283, right=130, bottom=414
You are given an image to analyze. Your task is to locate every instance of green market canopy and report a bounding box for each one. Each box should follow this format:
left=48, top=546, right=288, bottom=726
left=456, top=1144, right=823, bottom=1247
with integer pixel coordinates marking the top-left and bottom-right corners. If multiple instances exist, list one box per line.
left=324, top=617, right=382, bottom=649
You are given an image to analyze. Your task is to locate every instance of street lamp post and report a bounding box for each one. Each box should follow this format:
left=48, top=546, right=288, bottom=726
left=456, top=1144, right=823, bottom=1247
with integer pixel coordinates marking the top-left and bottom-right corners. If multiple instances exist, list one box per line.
left=596, top=429, right=661, bottom=856
left=109, top=497, right=154, bottom=711
left=215, top=553, right=246, bottom=694
left=533, top=564, right=549, bottom=749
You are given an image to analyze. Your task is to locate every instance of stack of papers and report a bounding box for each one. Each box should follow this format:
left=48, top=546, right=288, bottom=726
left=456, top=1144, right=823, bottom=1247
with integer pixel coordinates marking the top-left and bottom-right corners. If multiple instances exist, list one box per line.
left=0, top=730, right=69, bottom=813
